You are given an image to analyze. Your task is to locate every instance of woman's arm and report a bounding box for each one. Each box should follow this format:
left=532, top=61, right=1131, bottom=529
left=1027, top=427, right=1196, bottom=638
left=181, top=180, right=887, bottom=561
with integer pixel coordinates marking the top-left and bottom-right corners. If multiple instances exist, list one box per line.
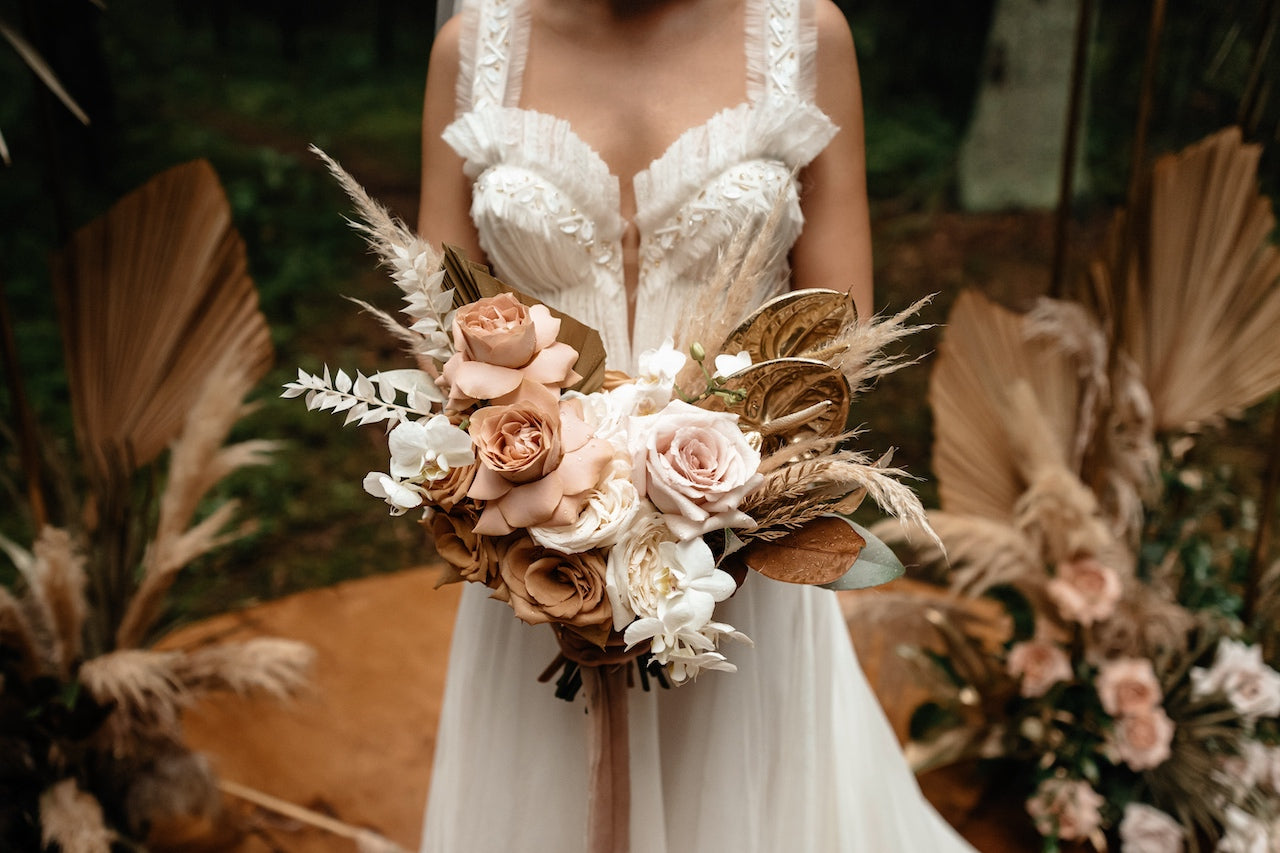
left=790, top=0, right=873, bottom=317
left=418, top=16, right=485, bottom=259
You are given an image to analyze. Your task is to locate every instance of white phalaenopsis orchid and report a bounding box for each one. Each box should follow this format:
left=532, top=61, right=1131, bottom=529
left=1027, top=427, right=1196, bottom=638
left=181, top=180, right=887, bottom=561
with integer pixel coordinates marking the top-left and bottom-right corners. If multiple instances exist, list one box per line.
left=713, top=350, right=752, bottom=379
left=363, top=472, right=427, bottom=515
left=387, top=415, right=475, bottom=481
left=637, top=338, right=687, bottom=386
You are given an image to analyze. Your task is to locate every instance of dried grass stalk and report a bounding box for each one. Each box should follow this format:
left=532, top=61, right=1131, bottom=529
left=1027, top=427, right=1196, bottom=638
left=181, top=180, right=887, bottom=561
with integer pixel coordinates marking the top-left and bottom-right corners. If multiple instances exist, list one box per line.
left=78, top=649, right=185, bottom=755
left=39, top=778, right=113, bottom=853
left=172, top=638, right=314, bottom=700
left=27, top=527, right=88, bottom=674
left=0, top=585, right=42, bottom=679
left=115, top=356, right=274, bottom=649
left=818, top=296, right=934, bottom=395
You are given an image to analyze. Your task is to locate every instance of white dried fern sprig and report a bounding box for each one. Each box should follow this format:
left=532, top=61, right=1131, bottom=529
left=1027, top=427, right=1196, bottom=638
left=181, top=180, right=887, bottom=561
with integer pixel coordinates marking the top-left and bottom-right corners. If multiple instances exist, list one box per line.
left=309, top=145, right=456, bottom=366
left=282, top=365, right=444, bottom=427
left=172, top=638, right=314, bottom=700
left=39, top=778, right=113, bottom=853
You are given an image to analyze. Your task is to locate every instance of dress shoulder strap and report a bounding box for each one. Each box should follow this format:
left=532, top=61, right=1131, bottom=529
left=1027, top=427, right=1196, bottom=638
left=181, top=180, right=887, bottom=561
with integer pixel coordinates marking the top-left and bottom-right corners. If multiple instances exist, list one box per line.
left=745, top=0, right=819, bottom=103
left=454, top=0, right=531, bottom=115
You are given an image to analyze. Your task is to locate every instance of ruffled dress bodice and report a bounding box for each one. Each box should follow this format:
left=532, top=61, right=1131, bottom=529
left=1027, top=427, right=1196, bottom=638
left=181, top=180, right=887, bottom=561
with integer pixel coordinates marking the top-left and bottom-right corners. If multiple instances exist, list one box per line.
left=442, top=0, right=837, bottom=369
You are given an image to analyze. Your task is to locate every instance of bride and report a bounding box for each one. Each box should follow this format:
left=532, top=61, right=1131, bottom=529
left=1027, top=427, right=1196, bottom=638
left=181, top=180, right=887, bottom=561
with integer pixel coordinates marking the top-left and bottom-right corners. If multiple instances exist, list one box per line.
left=417, top=0, right=975, bottom=849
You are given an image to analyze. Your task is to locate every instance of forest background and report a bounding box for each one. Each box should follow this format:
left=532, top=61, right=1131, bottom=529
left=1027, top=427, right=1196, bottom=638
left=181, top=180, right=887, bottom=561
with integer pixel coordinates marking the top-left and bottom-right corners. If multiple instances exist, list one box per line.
left=1, top=0, right=1277, bottom=633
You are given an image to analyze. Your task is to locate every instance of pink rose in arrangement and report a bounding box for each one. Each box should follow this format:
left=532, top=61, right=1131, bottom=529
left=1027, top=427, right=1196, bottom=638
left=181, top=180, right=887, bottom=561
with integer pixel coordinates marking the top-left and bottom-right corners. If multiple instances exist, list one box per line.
left=1046, top=555, right=1123, bottom=627
left=1007, top=640, right=1073, bottom=698
left=440, top=293, right=582, bottom=411
left=1097, top=657, right=1163, bottom=717
left=1118, top=803, right=1184, bottom=853
left=631, top=399, right=763, bottom=540
left=468, top=397, right=614, bottom=536
left=1112, top=706, right=1175, bottom=771
left=1026, top=777, right=1104, bottom=842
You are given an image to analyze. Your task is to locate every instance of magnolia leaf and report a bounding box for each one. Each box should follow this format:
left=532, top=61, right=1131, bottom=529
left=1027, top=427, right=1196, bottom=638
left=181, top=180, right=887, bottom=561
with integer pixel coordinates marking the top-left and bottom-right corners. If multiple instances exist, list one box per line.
left=821, top=519, right=906, bottom=590
left=740, top=515, right=865, bottom=585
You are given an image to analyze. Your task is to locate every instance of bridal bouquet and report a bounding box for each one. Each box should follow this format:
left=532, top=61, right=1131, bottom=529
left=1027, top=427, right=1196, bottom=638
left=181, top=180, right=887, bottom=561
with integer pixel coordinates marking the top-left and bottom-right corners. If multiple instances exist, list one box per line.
left=286, top=148, right=934, bottom=690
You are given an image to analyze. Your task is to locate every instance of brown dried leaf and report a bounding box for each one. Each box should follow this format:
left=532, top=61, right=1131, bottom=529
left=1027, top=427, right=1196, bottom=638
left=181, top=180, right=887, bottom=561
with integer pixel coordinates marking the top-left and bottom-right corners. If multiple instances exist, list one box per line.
left=740, top=516, right=865, bottom=585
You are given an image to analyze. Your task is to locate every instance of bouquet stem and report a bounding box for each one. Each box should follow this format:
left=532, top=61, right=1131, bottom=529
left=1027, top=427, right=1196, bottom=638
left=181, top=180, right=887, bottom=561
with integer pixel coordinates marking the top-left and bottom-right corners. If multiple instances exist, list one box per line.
left=583, top=663, right=631, bottom=853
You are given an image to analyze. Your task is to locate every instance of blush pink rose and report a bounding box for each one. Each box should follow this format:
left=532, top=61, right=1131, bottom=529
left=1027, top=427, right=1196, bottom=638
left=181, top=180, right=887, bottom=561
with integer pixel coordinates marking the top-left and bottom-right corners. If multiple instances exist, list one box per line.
left=1046, top=555, right=1122, bottom=627
left=1112, top=706, right=1175, bottom=771
left=468, top=398, right=614, bottom=536
left=440, top=293, right=581, bottom=411
left=1007, top=640, right=1073, bottom=698
left=631, top=399, right=763, bottom=540
left=1026, top=777, right=1104, bottom=842
left=1096, top=657, right=1163, bottom=717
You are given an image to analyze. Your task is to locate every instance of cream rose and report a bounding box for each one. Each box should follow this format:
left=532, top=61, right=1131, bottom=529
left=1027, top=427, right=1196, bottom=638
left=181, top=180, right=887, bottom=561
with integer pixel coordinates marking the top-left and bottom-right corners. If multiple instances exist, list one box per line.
left=1007, top=640, right=1072, bottom=698
left=1026, top=777, right=1104, bottom=842
left=604, top=509, right=675, bottom=631
left=440, top=293, right=581, bottom=411
left=529, top=464, right=641, bottom=554
left=467, top=398, right=613, bottom=536
left=1118, top=803, right=1184, bottom=853
left=498, top=537, right=613, bottom=645
left=630, top=399, right=763, bottom=540
left=1046, top=555, right=1122, bottom=626
left=1191, top=639, right=1280, bottom=722
left=1112, top=706, right=1175, bottom=771
left=1097, top=658, right=1163, bottom=717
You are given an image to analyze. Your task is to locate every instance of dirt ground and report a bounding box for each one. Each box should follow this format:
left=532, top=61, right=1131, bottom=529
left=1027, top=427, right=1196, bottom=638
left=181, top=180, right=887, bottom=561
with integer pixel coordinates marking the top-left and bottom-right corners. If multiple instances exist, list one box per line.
left=158, top=566, right=1053, bottom=853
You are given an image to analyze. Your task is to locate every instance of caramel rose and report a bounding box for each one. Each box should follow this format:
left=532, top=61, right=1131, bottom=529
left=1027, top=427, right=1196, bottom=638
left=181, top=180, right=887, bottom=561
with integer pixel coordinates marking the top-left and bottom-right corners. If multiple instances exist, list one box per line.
left=499, top=537, right=613, bottom=646
left=468, top=399, right=614, bottom=537
left=421, top=462, right=477, bottom=513
left=424, top=508, right=503, bottom=589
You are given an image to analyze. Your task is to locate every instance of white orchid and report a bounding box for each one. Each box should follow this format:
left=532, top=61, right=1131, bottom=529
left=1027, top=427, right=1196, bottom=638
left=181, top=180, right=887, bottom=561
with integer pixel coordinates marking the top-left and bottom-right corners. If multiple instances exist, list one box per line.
left=387, top=414, right=475, bottom=482
left=362, top=472, right=427, bottom=515
left=637, top=337, right=687, bottom=386
left=713, top=350, right=752, bottom=379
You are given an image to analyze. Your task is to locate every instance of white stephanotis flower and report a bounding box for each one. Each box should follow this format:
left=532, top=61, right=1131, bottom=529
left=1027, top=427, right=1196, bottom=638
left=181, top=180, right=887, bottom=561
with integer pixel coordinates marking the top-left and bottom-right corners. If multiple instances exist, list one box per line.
left=387, top=414, right=475, bottom=482
left=530, top=462, right=642, bottom=554
left=713, top=350, right=752, bottom=379
left=362, top=472, right=427, bottom=515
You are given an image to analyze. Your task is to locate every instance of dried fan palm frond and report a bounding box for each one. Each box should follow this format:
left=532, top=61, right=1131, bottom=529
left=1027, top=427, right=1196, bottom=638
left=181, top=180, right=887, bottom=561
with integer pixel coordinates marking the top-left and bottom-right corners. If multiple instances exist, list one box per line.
left=78, top=649, right=185, bottom=755
left=1102, top=127, right=1280, bottom=432
left=929, top=290, right=1094, bottom=523
left=50, top=159, right=272, bottom=487
left=114, top=357, right=275, bottom=650
left=171, top=638, right=314, bottom=699
left=39, top=779, right=112, bottom=853
left=24, top=527, right=88, bottom=676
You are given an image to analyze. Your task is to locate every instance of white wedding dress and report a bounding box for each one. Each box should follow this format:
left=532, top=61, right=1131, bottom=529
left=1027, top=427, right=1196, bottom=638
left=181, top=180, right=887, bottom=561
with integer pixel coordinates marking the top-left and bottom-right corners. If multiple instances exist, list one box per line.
left=420, top=0, right=977, bottom=850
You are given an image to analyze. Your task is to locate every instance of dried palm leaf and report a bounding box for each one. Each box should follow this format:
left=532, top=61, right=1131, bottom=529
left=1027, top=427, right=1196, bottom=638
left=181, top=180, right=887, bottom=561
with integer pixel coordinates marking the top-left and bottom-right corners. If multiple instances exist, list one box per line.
left=1106, top=127, right=1280, bottom=432
left=171, top=638, right=313, bottom=699
left=50, top=159, right=272, bottom=486
left=929, top=290, right=1093, bottom=523
left=39, top=778, right=112, bottom=853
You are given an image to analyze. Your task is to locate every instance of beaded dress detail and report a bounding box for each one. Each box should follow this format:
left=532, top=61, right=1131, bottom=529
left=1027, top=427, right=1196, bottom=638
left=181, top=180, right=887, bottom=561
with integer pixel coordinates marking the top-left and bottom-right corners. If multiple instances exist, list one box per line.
left=420, top=0, right=976, bottom=849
